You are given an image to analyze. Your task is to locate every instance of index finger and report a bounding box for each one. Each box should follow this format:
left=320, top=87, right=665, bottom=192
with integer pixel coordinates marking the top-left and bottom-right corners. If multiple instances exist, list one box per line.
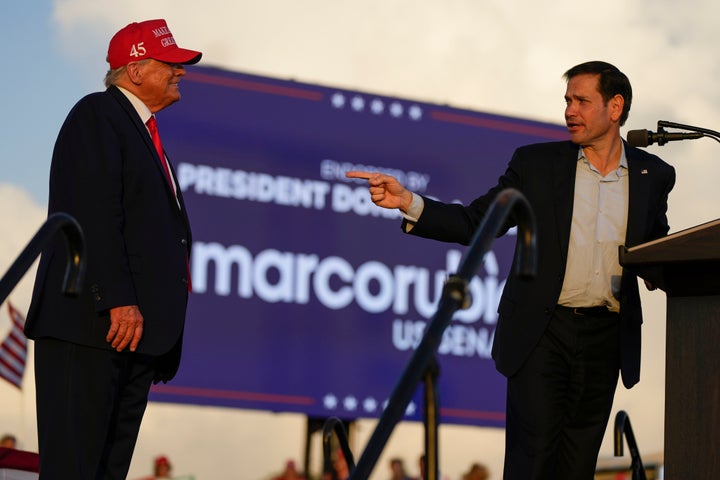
left=345, top=170, right=375, bottom=180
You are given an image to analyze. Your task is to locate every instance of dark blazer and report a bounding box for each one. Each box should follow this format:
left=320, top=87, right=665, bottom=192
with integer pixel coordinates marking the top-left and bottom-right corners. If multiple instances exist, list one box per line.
left=26, top=86, right=192, bottom=382
left=406, top=140, right=675, bottom=388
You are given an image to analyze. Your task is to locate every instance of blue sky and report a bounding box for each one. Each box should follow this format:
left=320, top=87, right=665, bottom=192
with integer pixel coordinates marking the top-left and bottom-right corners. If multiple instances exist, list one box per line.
left=0, top=2, right=98, bottom=205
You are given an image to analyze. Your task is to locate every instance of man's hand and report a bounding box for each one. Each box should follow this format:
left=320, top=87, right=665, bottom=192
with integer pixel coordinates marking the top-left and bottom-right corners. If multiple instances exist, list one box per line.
left=345, top=171, right=413, bottom=212
left=107, top=305, right=144, bottom=352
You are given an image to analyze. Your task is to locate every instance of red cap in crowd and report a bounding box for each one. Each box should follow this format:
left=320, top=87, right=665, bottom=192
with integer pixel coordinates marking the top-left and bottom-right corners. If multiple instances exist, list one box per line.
left=107, top=19, right=202, bottom=69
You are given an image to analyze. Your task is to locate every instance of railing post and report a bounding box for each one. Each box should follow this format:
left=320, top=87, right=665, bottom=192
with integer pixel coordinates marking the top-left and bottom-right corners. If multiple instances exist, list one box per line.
left=422, top=357, right=440, bottom=480
left=614, top=410, right=648, bottom=480
left=322, top=417, right=355, bottom=476
left=348, top=188, right=536, bottom=479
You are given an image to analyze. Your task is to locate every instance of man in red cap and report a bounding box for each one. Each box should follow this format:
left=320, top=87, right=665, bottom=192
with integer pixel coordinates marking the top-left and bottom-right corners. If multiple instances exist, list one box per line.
left=26, top=19, right=201, bottom=479
left=135, top=455, right=172, bottom=480
left=154, top=455, right=172, bottom=478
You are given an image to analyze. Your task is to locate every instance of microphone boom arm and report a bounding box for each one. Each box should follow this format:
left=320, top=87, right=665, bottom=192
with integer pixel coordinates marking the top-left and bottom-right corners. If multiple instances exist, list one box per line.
left=658, top=120, right=720, bottom=139
left=657, top=120, right=720, bottom=145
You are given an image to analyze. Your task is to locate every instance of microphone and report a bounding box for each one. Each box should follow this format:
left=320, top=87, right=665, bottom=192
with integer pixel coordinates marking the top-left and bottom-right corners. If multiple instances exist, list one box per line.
left=627, top=129, right=704, bottom=147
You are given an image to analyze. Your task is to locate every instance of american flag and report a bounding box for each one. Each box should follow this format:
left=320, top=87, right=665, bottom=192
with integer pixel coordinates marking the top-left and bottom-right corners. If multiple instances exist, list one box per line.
left=0, top=302, right=27, bottom=389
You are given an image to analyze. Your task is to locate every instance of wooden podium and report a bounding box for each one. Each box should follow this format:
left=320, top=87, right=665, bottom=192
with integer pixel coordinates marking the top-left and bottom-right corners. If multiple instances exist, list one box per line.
left=619, top=218, right=720, bottom=478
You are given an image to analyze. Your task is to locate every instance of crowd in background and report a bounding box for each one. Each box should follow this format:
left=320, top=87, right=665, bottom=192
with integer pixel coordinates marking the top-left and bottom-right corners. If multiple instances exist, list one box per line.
left=0, top=433, right=16, bottom=449
left=0, top=431, right=490, bottom=479
left=268, top=453, right=491, bottom=480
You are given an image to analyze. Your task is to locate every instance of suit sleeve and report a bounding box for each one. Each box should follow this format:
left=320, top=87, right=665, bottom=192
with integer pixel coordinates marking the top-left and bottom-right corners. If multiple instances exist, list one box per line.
left=49, top=97, right=138, bottom=312
left=403, top=149, right=525, bottom=245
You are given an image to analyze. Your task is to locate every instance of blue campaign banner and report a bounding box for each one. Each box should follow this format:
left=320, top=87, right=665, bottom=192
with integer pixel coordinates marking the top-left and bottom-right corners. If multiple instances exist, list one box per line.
left=149, top=66, right=568, bottom=428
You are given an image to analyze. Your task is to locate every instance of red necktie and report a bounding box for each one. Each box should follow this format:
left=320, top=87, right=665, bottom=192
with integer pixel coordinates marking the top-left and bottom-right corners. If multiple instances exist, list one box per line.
left=146, top=116, right=176, bottom=195
left=146, top=116, right=192, bottom=291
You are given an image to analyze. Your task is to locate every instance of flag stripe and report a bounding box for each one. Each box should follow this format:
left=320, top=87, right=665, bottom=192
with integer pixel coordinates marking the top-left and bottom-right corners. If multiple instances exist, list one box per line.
left=0, top=352, right=23, bottom=374
left=3, top=335, right=27, bottom=360
left=0, top=362, right=22, bottom=387
left=0, top=302, right=27, bottom=389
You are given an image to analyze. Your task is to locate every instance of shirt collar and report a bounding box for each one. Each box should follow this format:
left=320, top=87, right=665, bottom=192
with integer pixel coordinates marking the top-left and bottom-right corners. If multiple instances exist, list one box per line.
left=577, top=145, right=628, bottom=176
left=116, top=86, right=153, bottom=124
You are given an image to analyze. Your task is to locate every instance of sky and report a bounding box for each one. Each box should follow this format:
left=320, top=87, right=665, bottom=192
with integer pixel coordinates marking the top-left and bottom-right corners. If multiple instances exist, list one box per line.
left=1, top=0, right=720, bottom=478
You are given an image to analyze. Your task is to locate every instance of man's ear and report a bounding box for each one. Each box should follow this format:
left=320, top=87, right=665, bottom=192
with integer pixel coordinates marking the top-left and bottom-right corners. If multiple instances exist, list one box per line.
left=610, top=94, right=624, bottom=123
left=125, top=62, right=143, bottom=85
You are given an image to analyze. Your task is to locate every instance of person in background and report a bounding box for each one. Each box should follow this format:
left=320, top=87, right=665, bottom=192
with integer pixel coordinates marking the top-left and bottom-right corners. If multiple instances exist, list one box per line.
left=322, top=449, right=349, bottom=480
left=461, top=462, right=490, bottom=480
left=272, top=459, right=307, bottom=480
left=416, top=454, right=426, bottom=480
left=347, top=61, right=675, bottom=479
left=388, top=457, right=412, bottom=480
left=135, top=455, right=172, bottom=480
left=25, top=18, right=201, bottom=479
left=153, top=455, right=172, bottom=479
left=0, top=434, right=16, bottom=449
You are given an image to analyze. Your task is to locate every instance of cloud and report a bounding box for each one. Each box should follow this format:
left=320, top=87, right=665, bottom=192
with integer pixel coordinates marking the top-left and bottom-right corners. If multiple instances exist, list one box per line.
left=51, top=1, right=720, bottom=131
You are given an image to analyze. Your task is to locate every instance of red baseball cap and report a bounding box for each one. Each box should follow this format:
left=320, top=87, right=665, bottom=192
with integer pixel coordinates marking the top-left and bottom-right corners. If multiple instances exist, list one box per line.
left=107, top=19, right=202, bottom=69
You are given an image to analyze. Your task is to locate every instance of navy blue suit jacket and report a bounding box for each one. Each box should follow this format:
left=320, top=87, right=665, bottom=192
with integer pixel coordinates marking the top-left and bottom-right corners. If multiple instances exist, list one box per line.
left=406, top=140, right=675, bottom=388
left=26, top=86, right=192, bottom=382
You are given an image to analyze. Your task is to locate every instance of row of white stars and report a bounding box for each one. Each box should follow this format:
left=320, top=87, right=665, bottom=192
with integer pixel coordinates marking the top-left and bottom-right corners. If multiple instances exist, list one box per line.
left=322, top=393, right=417, bottom=416
left=330, top=92, right=423, bottom=121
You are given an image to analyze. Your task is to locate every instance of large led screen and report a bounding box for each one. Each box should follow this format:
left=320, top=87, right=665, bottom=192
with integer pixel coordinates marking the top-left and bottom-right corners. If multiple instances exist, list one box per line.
left=150, top=66, right=568, bottom=427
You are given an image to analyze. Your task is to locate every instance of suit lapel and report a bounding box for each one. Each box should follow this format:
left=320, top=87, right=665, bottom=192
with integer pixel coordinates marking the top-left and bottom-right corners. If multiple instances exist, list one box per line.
left=107, top=86, right=180, bottom=206
left=625, top=143, right=651, bottom=247
left=553, top=142, right=579, bottom=261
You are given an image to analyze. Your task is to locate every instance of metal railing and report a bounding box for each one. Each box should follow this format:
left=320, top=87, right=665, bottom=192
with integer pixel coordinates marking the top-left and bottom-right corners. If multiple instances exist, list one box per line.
left=614, top=410, right=648, bottom=480
left=0, top=212, right=85, bottom=305
left=322, top=417, right=356, bottom=475
left=323, top=188, right=537, bottom=480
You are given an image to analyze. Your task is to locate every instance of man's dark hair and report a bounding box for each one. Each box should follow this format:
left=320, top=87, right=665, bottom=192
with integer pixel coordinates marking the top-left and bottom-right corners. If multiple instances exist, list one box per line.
left=564, top=61, right=632, bottom=126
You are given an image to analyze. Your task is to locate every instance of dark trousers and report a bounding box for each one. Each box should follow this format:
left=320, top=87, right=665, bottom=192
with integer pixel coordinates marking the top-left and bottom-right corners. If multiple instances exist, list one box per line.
left=34, top=338, right=156, bottom=480
left=503, top=307, right=621, bottom=480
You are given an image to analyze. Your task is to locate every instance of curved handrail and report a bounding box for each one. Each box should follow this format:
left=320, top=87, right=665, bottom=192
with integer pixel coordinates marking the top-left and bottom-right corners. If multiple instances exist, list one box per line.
left=345, top=188, right=537, bottom=479
left=614, top=410, right=648, bottom=480
left=322, top=416, right=356, bottom=475
left=0, top=212, right=86, bottom=305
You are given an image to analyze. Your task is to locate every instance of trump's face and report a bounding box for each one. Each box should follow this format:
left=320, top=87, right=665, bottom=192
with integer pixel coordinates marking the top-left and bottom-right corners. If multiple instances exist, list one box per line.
left=134, top=58, right=186, bottom=113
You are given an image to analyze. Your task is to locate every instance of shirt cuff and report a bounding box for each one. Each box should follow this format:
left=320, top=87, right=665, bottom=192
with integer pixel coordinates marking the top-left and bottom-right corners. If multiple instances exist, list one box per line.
left=401, top=192, right=424, bottom=224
